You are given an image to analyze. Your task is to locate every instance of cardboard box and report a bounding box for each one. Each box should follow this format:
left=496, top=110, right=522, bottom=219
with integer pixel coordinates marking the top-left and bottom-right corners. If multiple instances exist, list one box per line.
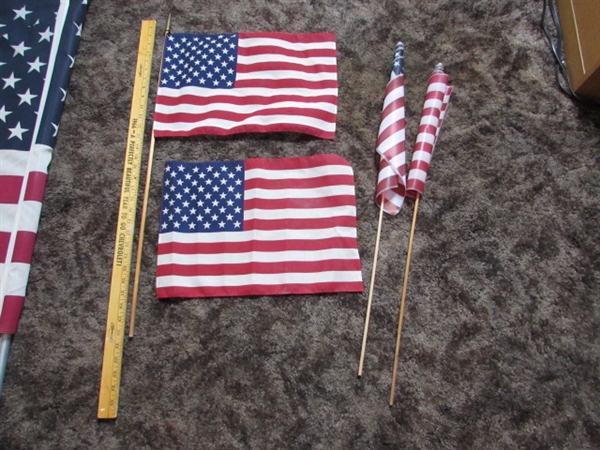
left=556, top=0, right=600, bottom=99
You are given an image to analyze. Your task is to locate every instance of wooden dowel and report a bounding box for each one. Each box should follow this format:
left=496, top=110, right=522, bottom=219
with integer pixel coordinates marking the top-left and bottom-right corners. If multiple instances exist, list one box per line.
left=358, top=200, right=385, bottom=377
left=128, top=132, right=156, bottom=337
left=389, top=193, right=420, bottom=405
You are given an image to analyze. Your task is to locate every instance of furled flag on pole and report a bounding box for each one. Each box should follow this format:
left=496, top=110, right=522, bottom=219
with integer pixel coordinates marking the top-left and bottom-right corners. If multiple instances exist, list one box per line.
left=153, top=32, right=338, bottom=139
left=375, top=42, right=407, bottom=215
left=406, top=63, right=453, bottom=197
left=156, top=154, right=363, bottom=298
left=0, top=0, right=89, bottom=334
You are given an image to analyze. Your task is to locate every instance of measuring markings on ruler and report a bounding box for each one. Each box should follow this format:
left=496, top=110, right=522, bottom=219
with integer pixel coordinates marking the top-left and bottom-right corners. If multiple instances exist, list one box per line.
left=97, top=19, right=156, bottom=419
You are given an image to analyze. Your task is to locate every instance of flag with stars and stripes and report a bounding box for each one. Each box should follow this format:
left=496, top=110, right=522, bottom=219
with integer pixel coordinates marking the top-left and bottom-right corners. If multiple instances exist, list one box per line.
left=153, top=32, right=338, bottom=140
left=156, top=154, right=363, bottom=298
left=375, top=42, right=407, bottom=215
left=0, top=0, right=88, bottom=333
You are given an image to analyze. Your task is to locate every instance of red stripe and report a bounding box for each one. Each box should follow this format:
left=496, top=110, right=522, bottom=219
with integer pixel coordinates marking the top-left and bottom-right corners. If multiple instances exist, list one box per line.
left=0, top=295, right=25, bottom=333
left=0, top=175, right=23, bottom=204
left=245, top=174, right=354, bottom=190
left=245, top=195, right=355, bottom=210
left=239, top=32, right=336, bottom=45
left=244, top=215, right=358, bottom=231
left=237, top=61, right=337, bottom=73
left=409, top=160, right=430, bottom=173
left=24, top=171, right=47, bottom=202
left=0, top=231, right=9, bottom=263
left=11, top=231, right=37, bottom=263
left=234, top=78, right=337, bottom=90
left=158, top=236, right=358, bottom=255
left=157, top=258, right=362, bottom=277
left=154, top=123, right=335, bottom=140
left=155, top=94, right=338, bottom=108
left=156, top=281, right=363, bottom=299
left=246, top=154, right=348, bottom=171
left=406, top=179, right=426, bottom=197
left=238, top=45, right=336, bottom=59
left=153, top=106, right=336, bottom=126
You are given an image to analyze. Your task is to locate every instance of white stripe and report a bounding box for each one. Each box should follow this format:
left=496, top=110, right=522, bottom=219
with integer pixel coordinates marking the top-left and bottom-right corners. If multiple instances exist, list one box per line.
left=0, top=262, right=30, bottom=296
left=426, top=81, right=448, bottom=93
left=407, top=168, right=428, bottom=181
left=245, top=185, right=356, bottom=200
left=157, top=247, right=360, bottom=266
left=156, top=86, right=338, bottom=99
left=0, top=201, right=42, bottom=233
left=244, top=205, right=356, bottom=220
left=0, top=147, right=52, bottom=176
left=379, top=106, right=405, bottom=132
left=153, top=114, right=336, bottom=133
left=381, top=84, right=404, bottom=111
left=157, top=270, right=362, bottom=289
left=377, top=130, right=405, bottom=156
left=155, top=100, right=338, bottom=116
left=415, top=131, right=436, bottom=146
left=411, top=150, right=433, bottom=164
left=239, top=37, right=336, bottom=51
left=158, top=227, right=358, bottom=244
left=246, top=164, right=352, bottom=180
left=238, top=55, right=336, bottom=67
left=423, top=97, right=444, bottom=111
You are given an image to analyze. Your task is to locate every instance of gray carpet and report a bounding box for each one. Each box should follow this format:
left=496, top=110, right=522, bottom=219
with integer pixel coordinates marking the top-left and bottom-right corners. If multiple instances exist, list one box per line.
left=2, top=0, right=600, bottom=449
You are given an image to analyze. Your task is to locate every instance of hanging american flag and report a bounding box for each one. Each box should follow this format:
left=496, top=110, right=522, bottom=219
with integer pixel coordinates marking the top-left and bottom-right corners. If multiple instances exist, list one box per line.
left=153, top=32, right=338, bottom=140
left=406, top=64, right=453, bottom=197
left=0, top=0, right=88, bottom=333
left=156, top=154, right=363, bottom=298
left=375, top=42, right=407, bottom=215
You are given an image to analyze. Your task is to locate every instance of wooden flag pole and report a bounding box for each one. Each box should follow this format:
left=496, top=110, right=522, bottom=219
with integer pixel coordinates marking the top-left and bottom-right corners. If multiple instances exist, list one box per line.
left=358, top=200, right=385, bottom=376
left=129, top=14, right=171, bottom=338
left=389, top=193, right=420, bottom=405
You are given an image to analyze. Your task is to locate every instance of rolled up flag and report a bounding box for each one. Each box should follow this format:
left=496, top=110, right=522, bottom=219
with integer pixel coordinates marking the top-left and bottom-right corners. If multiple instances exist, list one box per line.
left=375, top=42, right=407, bottom=215
left=406, top=63, right=453, bottom=197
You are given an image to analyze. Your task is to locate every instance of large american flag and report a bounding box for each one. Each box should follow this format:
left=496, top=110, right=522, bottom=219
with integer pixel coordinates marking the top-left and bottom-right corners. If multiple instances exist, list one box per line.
left=153, top=32, right=338, bottom=140
left=0, top=0, right=88, bottom=333
left=156, top=154, right=363, bottom=298
left=375, top=42, right=407, bottom=215
left=406, top=64, right=453, bottom=198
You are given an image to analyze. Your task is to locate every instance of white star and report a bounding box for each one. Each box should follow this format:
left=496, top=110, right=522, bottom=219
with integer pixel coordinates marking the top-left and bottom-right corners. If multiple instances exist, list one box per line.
left=8, top=122, right=28, bottom=140
left=3, top=72, right=21, bottom=89
left=12, top=41, right=31, bottom=57
left=74, top=22, right=82, bottom=36
left=0, top=105, right=11, bottom=122
left=28, top=57, right=46, bottom=73
left=39, top=27, right=54, bottom=42
left=13, top=6, right=32, bottom=20
left=68, top=55, right=75, bottom=68
left=52, top=123, right=59, bottom=137
left=60, top=88, right=67, bottom=101
left=18, top=89, right=38, bottom=105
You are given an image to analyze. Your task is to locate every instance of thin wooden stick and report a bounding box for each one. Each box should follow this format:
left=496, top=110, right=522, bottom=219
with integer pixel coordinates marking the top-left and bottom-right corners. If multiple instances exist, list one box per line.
left=389, top=193, right=420, bottom=405
left=358, top=200, right=385, bottom=376
left=129, top=14, right=171, bottom=337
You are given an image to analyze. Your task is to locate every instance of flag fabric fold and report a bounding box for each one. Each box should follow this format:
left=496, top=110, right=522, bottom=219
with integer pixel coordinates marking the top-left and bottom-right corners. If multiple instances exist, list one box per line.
left=156, top=154, right=363, bottom=298
left=375, top=42, right=407, bottom=215
left=0, top=0, right=88, bottom=333
left=406, top=64, right=453, bottom=198
left=153, top=32, right=338, bottom=140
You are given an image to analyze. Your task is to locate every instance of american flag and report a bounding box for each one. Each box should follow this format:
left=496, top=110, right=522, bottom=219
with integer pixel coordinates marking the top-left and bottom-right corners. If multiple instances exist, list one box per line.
left=153, top=32, right=338, bottom=140
left=156, top=154, right=363, bottom=298
left=0, top=0, right=88, bottom=333
left=406, top=64, right=452, bottom=197
left=375, top=42, right=407, bottom=215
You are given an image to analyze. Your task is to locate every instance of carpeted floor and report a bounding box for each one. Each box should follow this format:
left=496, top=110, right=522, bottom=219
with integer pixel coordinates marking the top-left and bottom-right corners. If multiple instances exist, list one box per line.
left=1, top=0, right=600, bottom=448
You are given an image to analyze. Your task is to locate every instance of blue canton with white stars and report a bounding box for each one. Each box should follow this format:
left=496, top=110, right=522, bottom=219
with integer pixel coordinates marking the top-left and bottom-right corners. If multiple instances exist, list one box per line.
left=160, top=33, right=239, bottom=90
left=160, top=160, right=246, bottom=233
left=0, top=1, right=88, bottom=151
